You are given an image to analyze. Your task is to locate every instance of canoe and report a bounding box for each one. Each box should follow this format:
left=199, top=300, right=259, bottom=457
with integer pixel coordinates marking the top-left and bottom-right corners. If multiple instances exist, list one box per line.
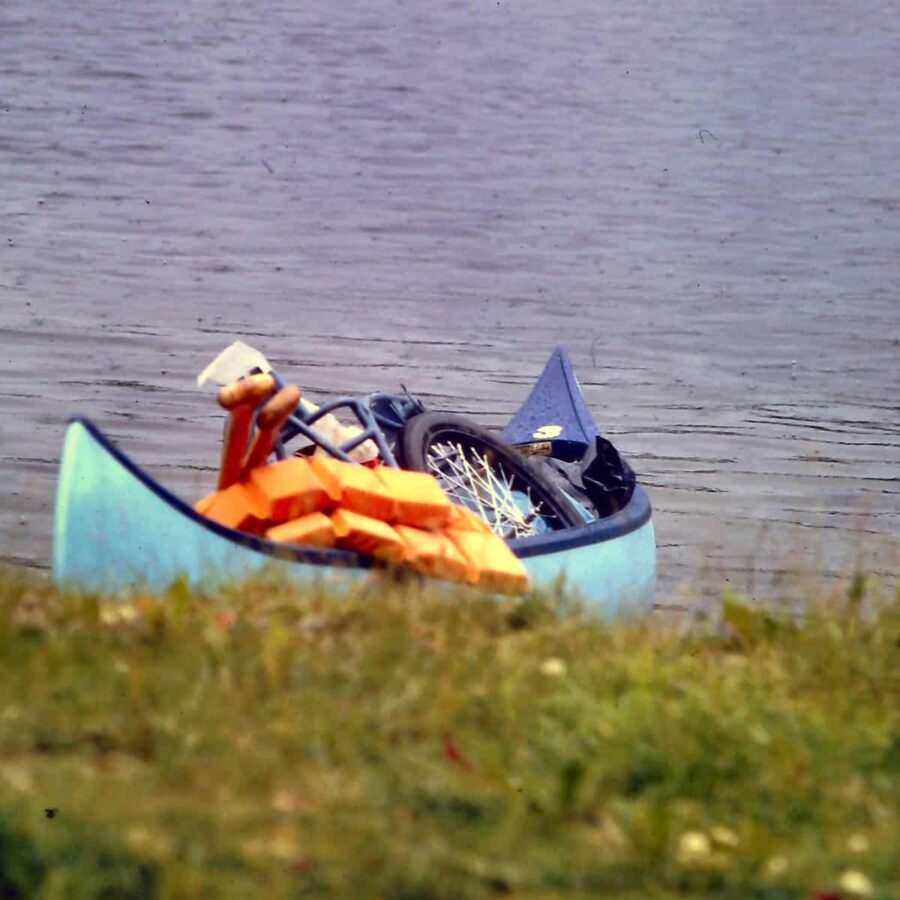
left=52, top=349, right=656, bottom=617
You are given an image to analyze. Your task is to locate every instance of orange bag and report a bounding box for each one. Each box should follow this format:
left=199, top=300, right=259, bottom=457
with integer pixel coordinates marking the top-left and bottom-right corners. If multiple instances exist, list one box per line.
left=194, top=493, right=216, bottom=517
left=201, top=481, right=271, bottom=535
left=309, top=457, right=396, bottom=521
left=447, top=530, right=530, bottom=595
left=373, top=467, right=454, bottom=529
left=330, top=508, right=406, bottom=562
left=266, top=512, right=336, bottom=548
left=395, top=525, right=471, bottom=584
left=249, top=457, right=335, bottom=523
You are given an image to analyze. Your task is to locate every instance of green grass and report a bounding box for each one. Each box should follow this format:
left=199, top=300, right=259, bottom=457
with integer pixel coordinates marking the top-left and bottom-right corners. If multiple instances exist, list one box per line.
left=0, top=569, right=897, bottom=899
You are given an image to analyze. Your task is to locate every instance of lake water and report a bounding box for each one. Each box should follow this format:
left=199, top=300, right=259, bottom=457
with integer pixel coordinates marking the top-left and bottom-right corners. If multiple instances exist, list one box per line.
left=2, top=0, right=898, bottom=606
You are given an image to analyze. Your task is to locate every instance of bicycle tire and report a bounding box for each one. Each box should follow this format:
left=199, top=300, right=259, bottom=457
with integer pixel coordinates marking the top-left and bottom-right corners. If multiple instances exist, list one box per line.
left=398, top=412, right=583, bottom=538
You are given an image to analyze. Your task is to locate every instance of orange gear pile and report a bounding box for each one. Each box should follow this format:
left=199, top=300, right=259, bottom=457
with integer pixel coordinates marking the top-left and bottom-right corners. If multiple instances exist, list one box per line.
left=195, top=379, right=531, bottom=595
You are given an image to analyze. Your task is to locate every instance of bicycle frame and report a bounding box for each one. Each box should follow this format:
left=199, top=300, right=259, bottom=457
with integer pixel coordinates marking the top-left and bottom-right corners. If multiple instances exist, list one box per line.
left=264, top=370, right=424, bottom=468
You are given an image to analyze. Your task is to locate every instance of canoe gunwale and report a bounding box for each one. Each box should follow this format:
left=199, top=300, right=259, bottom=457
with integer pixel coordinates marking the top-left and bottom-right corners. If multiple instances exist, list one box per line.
left=67, top=416, right=375, bottom=572
left=67, top=415, right=651, bottom=571
left=508, top=485, right=652, bottom=558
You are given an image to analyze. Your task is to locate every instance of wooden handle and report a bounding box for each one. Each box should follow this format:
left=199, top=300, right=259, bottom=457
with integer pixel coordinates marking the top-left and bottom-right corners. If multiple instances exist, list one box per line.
left=215, top=374, right=278, bottom=490
left=217, top=373, right=276, bottom=410
left=241, top=385, right=302, bottom=476
left=218, top=405, right=256, bottom=490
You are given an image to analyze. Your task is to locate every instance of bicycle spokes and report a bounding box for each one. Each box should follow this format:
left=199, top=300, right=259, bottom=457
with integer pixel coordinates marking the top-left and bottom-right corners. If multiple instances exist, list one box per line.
left=426, top=440, right=553, bottom=539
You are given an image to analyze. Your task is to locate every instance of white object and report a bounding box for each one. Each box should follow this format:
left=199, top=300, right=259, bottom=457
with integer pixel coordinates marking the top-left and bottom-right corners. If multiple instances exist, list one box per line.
left=196, top=341, right=378, bottom=463
left=197, top=341, right=272, bottom=388
left=307, top=410, right=378, bottom=463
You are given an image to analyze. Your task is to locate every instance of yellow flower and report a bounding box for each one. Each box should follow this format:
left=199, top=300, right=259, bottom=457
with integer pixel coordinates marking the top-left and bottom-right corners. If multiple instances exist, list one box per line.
left=118, top=603, right=139, bottom=624
left=268, top=827, right=301, bottom=861
left=676, top=831, right=710, bottom=863
left=710, top=825, right=739, bottom=848
left=764, top=855, right=789, bottom=877
left=839, top=870, right=873, bottom=897
left=540, top=658, right=567, bottom=678
left=847, top=833, right=870, bottom=854
left=99, top=603, right=139, bottom=625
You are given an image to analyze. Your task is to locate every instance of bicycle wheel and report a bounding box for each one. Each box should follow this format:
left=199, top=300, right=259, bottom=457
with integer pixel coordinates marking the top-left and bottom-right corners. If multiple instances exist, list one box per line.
left=398, top=413, right=582, bottom=539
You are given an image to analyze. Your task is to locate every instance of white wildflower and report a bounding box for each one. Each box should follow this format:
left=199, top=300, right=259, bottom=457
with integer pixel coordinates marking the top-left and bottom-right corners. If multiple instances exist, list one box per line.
left=840, top=870, right=874, bottom=897
left=540, top=658, right=567, bottom=678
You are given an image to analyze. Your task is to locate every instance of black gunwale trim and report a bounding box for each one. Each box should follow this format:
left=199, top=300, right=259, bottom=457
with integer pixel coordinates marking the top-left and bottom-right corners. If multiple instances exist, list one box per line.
left=70, top=416, right=374, bottom=571
left=68, top=416, right=652, bottom=567
left=508, top=485, right=652, bottom=558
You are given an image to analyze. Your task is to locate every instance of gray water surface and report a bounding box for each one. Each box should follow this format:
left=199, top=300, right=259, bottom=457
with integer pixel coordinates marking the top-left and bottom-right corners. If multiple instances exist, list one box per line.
left=2, top=0, right=898, bottom=603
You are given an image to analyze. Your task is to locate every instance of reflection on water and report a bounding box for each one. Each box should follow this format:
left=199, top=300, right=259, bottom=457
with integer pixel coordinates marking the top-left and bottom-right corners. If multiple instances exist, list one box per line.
left=1, top=0, right=898, bottom=601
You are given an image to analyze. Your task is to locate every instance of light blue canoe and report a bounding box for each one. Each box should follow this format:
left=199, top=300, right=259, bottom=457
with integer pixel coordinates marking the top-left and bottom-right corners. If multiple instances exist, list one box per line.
left=52, top=350, right=656, bottom=617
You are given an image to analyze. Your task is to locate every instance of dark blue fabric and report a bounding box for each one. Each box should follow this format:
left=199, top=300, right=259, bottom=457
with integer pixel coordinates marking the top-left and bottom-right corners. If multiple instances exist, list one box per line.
left=501, top=347, right=599, bottom=459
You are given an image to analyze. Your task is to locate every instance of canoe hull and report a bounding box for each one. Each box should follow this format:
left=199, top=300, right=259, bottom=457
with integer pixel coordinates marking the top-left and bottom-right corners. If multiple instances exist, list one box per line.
left=53, top=419, right=655, bottom=616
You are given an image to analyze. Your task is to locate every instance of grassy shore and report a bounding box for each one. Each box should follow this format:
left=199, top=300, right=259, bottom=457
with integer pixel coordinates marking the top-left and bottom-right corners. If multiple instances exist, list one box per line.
left=0, top=569, right=897, bottom=899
